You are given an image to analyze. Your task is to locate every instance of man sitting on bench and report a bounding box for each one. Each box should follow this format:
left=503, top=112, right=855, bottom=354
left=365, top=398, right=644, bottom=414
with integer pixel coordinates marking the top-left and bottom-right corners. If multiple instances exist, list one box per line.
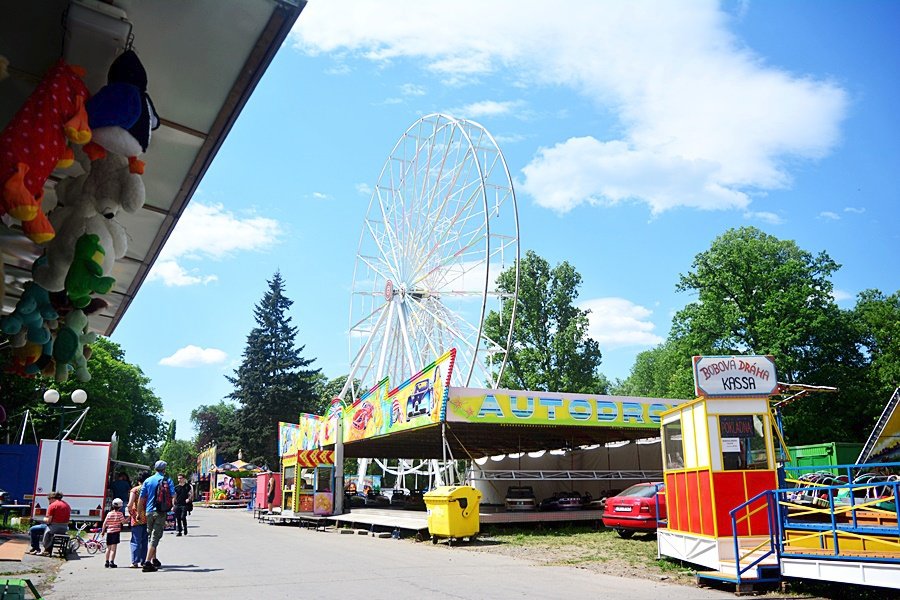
left=39, top=491, right=70, bottom=556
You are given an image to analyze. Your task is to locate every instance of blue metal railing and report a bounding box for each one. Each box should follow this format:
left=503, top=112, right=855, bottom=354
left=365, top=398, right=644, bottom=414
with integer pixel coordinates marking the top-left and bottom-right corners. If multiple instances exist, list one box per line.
left=729, top=489, right=778, bottom=584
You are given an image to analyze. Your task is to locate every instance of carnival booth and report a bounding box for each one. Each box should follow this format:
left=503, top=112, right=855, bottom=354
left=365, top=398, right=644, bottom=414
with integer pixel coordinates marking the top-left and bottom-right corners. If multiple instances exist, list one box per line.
left=657, top=355, right=781, bottom=575
left=256, top=471, right=281, bottom=511
left=281, top=449, right=334, bottom=516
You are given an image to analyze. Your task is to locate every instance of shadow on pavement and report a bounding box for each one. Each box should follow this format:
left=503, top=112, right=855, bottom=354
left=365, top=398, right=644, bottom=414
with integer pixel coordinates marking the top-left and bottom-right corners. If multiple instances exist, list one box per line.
left=157, top=565, right=224, bottom=573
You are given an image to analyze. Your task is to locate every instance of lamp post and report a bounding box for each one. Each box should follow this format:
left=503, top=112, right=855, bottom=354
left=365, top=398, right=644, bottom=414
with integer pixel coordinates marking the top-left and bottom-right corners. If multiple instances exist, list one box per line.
left=43, top=388, right=88, bottom=492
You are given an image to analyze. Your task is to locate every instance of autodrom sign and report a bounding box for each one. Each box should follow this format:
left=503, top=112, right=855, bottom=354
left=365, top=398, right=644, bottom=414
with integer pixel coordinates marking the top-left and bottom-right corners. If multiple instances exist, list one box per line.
left=692, top=355, right=778, bottom=398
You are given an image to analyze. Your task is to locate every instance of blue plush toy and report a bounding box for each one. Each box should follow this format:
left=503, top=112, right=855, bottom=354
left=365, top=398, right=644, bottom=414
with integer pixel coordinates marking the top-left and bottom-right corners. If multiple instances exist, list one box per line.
left=0, top=280, right=58, bottom=346
left=85, top=49, right=159, bottom=174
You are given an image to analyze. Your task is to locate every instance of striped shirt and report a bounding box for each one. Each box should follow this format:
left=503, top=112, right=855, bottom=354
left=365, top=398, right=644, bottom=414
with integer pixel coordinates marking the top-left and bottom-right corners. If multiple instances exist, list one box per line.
left=103, top=509, right=125, bottom=533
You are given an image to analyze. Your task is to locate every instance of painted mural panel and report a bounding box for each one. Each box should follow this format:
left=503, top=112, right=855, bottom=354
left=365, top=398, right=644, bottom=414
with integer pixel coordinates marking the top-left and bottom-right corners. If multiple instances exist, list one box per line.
left=446, top=387, right=679, bottom=428
left=297, top=414, right=323, bottom=450
left=196, top=445, right=217, bottom=477
left=278, top=421, right=301, bottom=457
left=343, top=349, right=455, bottom=442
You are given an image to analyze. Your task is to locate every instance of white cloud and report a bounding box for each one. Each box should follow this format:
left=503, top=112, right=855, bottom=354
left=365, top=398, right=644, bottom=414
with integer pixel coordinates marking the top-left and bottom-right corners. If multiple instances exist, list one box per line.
left=844, top=206, right=865, bottom=214
left=292, top=1, right=847, bottom=215
left=401, top=83, right=426, bottom=96
left=494, top=133, right=526, bottom=145
left=148, top=202, right=282, bottom=287
left=159, top=345, right=228, bottom=367
left=356, top=183, right=373, bottom=195
left=832, top=289, right=853, bottom=302
left=819, top=211, right=840, bottom=220
left=744, top=211, right=784, bottom=225
left=311, top=192, right=330, bottom=200
left=452, top=100, right=523, bottom=119
left=579, top=297, right=664, bottom=350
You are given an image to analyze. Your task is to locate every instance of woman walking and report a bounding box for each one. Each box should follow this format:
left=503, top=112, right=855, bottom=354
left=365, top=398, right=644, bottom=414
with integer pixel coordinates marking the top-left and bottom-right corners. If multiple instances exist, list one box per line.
left=127, top=470, right=149, bottom=568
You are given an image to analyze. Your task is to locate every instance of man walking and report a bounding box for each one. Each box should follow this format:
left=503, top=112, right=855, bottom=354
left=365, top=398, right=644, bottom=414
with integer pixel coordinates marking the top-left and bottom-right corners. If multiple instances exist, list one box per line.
left=138, top=461, right=175, bottom=572
left=173, top=473, right=191, bottom=536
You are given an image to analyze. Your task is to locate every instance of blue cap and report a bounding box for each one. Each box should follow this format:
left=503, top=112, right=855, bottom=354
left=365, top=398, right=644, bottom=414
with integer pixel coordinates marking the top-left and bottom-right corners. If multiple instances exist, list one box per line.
left=154, top=460, right=167, bottom=471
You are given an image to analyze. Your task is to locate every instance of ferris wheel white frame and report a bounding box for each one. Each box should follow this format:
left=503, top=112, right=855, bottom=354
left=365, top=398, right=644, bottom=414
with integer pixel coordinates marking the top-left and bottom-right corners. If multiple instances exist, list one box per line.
left=345, top=113, right=520, bottom=400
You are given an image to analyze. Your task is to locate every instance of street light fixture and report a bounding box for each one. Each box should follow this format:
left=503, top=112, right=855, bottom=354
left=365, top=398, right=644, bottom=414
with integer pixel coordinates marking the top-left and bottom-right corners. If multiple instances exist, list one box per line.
left=43, top=388, right=88, bottom=491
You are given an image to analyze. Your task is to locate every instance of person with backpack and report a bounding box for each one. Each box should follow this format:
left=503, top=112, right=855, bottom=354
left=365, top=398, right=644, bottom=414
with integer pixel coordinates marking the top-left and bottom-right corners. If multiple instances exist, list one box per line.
left=138, top=460, right=175, bottom=572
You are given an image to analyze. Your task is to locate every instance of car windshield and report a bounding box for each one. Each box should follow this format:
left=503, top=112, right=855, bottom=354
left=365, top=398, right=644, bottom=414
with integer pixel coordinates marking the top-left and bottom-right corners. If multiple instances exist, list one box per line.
left=618, top=484, right=660, bottom=498
left=507, top=487, right=533, bottom=498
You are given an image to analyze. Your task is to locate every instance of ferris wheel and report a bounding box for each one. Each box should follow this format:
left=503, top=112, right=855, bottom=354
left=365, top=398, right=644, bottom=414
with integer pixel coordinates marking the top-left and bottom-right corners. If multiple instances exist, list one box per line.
left=348, top=114, right=520, bottom=398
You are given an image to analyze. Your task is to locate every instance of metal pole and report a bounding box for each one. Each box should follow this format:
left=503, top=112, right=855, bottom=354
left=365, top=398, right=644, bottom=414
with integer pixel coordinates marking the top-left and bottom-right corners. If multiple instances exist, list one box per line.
left=51, top=410, right=64, bottom=491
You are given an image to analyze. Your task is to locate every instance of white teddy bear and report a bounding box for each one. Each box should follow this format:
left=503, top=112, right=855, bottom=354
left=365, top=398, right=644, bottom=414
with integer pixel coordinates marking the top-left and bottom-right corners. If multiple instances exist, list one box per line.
left=33, top=151, right=145, bottom=292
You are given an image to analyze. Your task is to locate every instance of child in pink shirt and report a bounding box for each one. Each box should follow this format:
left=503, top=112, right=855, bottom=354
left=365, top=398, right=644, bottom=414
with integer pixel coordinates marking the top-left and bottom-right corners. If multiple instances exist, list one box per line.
left=102, top=498, right=126, bottom=568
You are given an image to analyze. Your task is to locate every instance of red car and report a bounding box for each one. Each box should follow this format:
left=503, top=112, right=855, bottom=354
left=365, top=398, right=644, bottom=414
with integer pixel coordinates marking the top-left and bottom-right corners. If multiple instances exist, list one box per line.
left=601, top=482, right=666, bottom=538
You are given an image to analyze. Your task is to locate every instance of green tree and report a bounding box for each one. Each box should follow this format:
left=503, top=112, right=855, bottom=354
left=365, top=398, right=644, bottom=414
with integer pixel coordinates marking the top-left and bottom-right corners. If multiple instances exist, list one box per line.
left=612, top=340, right=694, bottom=399
left=854, top=289, right=900, bottom=394
left=190, top=401, right=240, bottom=458
left=160, top=439, right=197, bottom=478
left=671, top=227, right=843, bottom=383
left=484, top=250, right=606, bottom=394
left=620, top=227, right=881, bottom=445
left=227, top=271, right=320, bottom=467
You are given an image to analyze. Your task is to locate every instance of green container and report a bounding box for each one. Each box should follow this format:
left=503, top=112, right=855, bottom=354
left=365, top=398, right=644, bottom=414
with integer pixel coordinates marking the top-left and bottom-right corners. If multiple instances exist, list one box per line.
left=787, top=442, right=863, bottom=476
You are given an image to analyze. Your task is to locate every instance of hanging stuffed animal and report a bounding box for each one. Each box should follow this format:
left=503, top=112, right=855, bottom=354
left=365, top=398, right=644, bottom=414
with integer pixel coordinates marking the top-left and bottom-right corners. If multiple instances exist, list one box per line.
left=0, top=280, right=58, bottom=346
left=52, top=308, right=97, bottom=382
left=65, top=233, right=115, bottom=309
left=85, top=50, right=159, bottom=174
left=33, top=149, right=144, bottom=292
left=0, top=60, right=91, bottom=244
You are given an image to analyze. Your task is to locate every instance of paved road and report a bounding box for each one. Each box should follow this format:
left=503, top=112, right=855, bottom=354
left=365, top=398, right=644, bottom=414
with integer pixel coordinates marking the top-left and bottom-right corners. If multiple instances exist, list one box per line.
left=49, top=509, right=733, bottom=599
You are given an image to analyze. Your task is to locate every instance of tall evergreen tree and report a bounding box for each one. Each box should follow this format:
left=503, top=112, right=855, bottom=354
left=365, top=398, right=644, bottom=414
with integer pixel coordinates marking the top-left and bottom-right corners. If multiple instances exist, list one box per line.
left=227, top=272, right=320, bottom=467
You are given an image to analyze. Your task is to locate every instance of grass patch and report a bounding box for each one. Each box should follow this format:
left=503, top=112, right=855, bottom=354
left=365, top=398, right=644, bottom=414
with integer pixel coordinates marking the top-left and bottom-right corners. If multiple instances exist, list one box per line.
left=480, top=524, right=693, bottom=576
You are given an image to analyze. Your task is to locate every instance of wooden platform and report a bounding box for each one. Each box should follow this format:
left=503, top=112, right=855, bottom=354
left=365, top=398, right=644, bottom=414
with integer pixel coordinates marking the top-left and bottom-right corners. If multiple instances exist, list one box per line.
left=696, top=568, right=780, bottom=597
left=0, top=538, right=29, bottom=562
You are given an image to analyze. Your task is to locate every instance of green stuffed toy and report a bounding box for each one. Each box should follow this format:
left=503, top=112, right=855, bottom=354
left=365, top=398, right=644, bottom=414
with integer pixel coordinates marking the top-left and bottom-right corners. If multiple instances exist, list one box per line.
left=65, top=234, right=115, bottom=308
left=52, top=308, right=97, bottom=382
left=0, top=280, right=57, bottom=346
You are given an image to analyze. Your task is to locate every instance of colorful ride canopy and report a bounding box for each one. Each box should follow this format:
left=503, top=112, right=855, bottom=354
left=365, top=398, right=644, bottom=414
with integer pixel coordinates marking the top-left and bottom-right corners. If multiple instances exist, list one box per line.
left=286, top=348, right=686, bottom=452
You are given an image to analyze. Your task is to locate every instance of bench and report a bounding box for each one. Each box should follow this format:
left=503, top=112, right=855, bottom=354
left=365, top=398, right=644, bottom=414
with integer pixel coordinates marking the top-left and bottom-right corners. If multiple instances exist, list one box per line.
left=0, top=578, right=43, bottom=599
left=51, top=535, right=70, bottom=559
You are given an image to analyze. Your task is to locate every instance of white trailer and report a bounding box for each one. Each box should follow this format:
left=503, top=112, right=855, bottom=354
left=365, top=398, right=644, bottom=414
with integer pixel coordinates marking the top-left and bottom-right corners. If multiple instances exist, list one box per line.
left=32, top=439, right=112, bottom=524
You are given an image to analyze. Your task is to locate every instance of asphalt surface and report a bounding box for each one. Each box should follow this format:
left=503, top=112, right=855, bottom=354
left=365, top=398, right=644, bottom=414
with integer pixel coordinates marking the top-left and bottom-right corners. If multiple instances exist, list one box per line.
left=47, top=508, right=734, bottom=599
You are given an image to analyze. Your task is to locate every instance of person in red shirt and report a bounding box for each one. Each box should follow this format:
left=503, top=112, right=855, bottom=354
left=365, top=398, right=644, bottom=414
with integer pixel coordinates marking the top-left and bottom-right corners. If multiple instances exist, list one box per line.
left=39, top=491, right=71, bottom=556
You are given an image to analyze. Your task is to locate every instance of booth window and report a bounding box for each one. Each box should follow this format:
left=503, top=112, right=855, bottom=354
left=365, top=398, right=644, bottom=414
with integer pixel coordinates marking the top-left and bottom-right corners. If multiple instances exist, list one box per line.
left=720, top=414, right=768, bottom=471
left=316, top=468, right=332, bottom=493
left=283, top=465, right=296, bottom=489
left=663, top=419, right=684, bottom=470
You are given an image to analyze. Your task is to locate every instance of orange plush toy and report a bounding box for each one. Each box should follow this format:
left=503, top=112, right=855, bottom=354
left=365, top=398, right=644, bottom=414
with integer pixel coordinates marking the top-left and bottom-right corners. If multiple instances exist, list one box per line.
left=0, top=60, right=91, bottom=244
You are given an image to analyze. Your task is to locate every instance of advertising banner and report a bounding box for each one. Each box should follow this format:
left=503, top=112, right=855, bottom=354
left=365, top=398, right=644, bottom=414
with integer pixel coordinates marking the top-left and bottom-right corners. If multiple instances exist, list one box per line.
left=278, top=422, right=302, bottom=457
left=298, top=414, right=322, bottom=450
left=343, top=349, right=455, bottom=442
left=197, top=445, right=217, bottom=477
left=446, top=387, right=678, bottom=428
left=320, top=399, right=344, bottom=447
left=343, top=377, right=391, bottom=442
left=692, top=355, right=778, bottom=397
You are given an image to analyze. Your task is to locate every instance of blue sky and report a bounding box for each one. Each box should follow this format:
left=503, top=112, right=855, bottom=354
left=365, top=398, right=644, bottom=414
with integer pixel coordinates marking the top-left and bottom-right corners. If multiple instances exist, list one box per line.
left=110, top=1, right=900, bottom=439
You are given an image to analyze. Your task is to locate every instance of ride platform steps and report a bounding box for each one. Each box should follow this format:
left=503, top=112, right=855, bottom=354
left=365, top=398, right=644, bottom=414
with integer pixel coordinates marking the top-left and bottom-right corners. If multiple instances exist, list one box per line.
left=696, top=565, right=782, bottom=596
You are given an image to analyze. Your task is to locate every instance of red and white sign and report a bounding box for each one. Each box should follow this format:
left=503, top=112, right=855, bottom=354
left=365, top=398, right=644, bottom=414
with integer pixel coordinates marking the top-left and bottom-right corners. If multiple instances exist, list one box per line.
left=693, top=355, right=778, bottom=397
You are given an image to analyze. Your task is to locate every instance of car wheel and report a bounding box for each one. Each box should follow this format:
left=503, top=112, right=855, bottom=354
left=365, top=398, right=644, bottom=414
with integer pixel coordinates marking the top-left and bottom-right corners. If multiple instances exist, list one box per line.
left=616, top=529, right=635, bottom=539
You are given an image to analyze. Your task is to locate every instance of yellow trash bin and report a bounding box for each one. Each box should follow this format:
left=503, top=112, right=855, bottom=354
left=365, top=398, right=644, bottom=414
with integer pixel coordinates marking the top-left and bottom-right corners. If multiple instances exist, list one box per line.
left=424, top=485, right=482, bottom=543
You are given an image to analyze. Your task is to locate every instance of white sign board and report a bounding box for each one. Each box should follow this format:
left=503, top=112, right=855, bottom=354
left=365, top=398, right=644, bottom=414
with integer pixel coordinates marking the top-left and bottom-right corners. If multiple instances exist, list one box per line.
left=33, top=440, right=111, bottom=522
left=693, top=355, right=778, bottom=398
left=721, top=438, right=741, bottom=452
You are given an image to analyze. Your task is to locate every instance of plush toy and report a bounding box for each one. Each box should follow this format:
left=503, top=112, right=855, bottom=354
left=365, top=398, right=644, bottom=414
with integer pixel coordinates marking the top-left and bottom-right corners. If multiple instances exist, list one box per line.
left=85, top=50, right=159, bottom=174
left=33, top=149, right=144, bottom=292
left=52, top=308, right=96, bottom=382
left=0, top=60, right=91, bottom=244
left=7, top=340, right=43, bottom=377
left=65, top=233, right=115, bottom=308
left=0, top=280, right=58, bottom=345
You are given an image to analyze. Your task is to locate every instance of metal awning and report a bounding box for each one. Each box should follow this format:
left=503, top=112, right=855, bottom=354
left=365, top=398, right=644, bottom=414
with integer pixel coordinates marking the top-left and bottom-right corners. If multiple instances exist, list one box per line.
left=1, top=0, right=306, bottom=336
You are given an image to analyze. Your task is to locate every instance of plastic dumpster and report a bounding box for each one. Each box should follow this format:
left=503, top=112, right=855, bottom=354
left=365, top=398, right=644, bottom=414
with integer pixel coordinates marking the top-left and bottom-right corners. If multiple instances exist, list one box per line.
left=424, top=485, right=481, bottom=544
